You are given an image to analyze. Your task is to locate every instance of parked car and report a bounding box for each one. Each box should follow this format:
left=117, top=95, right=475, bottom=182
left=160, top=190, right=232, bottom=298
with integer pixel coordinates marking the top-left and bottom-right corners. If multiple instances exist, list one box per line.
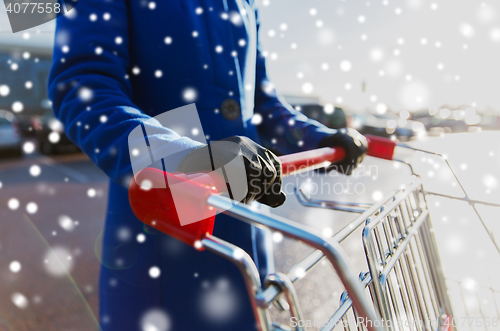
left=347, top=111, right=426, bottom=141
left=410, top=107, right=487, bottom=134
left=292, top=104, right=347, bottom=129
left=0, top=110, right=22, bottom=158
left=13, top=115, right=37, bottom=137
left=32, top=111, right=80, bottom=155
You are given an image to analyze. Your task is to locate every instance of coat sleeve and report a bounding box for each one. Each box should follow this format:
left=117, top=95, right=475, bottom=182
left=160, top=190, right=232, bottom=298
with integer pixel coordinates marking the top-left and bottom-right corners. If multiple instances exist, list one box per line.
left=252, top=9, right=336, bottom=155
left=48, top=0, right=204, bottom=187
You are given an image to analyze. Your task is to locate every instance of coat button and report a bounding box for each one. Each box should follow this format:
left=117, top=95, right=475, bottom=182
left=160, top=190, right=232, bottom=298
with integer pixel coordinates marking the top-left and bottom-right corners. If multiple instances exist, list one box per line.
left=221, top=98, right=241, bottom=121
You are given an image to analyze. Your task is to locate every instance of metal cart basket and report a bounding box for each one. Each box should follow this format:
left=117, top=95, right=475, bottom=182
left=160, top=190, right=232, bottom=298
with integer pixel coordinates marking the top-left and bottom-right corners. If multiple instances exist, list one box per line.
left=128, top=135, right=473, bottom=331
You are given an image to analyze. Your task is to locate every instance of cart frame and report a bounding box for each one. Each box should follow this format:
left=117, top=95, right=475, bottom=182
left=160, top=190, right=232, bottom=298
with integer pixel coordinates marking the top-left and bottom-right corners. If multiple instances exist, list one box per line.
left=128, top=135, right=458, bottom=331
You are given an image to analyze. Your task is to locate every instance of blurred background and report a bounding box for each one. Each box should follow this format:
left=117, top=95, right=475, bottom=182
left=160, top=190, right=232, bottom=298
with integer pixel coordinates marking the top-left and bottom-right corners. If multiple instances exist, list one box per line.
left=2, top=0, right=500, bottom=156
left=1, top=0, right=500, bottom=330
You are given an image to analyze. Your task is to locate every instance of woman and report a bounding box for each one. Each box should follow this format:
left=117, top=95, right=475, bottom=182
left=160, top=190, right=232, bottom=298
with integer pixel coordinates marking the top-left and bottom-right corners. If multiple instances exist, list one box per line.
left=49, top=0, right=366, bottom=330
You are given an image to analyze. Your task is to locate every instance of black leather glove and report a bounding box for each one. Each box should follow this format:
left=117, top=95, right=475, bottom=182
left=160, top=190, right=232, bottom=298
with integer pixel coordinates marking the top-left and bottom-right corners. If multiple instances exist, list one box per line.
left=177, top=136, right=286, bottom=208
left=318, top=128, right=367, bottom=175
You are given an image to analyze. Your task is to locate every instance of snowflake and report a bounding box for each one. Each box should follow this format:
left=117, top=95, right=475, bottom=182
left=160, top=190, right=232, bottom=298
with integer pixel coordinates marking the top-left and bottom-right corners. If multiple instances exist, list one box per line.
left=295, top=268, right=306, bottom=278
left=9, top=261, right=21, bottom=273
left=149, top=266, right=161, bottom=278
left=301, top=82, right=313, bottom=94
left=340, top=60, right=352, bottom=72
left=79, top=87, right=93, bottom=101
left=251, top=113, right=262, bottom=125
left=11, top=101, right=23, bottom=113
left=372, top=190, right=383, bottom=201
left=137, top=233, right=146, bottom=243
left=324, top=104, right=334, bottom=114
left=370, top=48, right=384, bottom=62
left=23, top=142, right=34, bottom=154
left=58, top=215, right=76, bottom=231
left=140, top=309, right=171, bottom=331
left=117, top=227, right=132, bottom=241
left=26, top=202, right=37, bottom=214
left=490, top=28, right=500, bottom=42
left=12, top=293, right=28, bottom=309
left=459, top=23, right=475, bottom=38
left=376, top=103, right=387, bottom=114
left=230, top=11, right=242, bottom=26
left=0, top=85, right=10, bottom=96
left=200, top=278, right=240, bottom=323
left=43, top=246, right=74, bottom=276
left=87, top=188, right=96, bottom=197
left=29, top=165, right=41, bottom=177
left=48, top=132, right=60, bottom=143
left=182, top=87, right=197, bottom=102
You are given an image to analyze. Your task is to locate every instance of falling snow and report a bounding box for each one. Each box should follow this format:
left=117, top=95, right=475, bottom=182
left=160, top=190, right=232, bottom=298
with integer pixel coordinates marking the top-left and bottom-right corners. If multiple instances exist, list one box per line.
left=149, top=266, right=161, bottom=278
left=9, top=261, right=21, bottom=273
left=43, top=246, right=74, bottom=277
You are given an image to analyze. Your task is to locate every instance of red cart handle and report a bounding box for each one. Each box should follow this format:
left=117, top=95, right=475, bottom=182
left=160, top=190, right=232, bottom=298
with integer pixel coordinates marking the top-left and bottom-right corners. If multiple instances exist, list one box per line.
left=129, top=134, right=397, bottom=248
left=365, top=134, right=397, bottom=161
left=279, top=134, right=396, bottom=175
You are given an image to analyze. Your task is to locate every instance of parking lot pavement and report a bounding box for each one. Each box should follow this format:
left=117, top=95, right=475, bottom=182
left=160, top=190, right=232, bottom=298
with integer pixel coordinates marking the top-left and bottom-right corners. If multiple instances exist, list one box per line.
left=1, top=132, right=499, bottom=331
left=0, top=152, right=107, bottom=330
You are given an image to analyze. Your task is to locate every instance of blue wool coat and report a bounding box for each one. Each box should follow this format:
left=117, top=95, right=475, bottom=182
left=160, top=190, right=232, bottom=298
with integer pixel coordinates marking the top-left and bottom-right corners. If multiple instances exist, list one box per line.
left=49, top=0, right=336, bottom=330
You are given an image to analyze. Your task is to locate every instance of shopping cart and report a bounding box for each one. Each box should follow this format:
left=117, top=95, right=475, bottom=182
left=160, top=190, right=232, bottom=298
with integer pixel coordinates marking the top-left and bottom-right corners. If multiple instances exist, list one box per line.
left=128, top=135, right=465, bottom=331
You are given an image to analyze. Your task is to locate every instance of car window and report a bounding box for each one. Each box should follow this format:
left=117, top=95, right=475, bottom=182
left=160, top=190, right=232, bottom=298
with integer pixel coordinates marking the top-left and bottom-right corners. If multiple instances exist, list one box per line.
left=0, top=117, right=11, bottom=126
